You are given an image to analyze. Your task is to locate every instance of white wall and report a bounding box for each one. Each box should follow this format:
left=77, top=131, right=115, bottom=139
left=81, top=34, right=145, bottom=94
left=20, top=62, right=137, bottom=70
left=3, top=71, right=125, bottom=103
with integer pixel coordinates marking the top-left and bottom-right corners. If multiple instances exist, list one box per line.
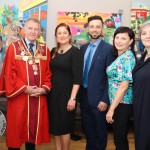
left=46, top=0, right=131, bottom=49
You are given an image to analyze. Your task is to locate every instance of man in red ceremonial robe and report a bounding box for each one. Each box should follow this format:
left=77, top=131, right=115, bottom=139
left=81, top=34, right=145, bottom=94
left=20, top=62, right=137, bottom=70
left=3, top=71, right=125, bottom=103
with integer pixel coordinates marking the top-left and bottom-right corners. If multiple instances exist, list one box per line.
left=0, top=18, right=52, bottom=150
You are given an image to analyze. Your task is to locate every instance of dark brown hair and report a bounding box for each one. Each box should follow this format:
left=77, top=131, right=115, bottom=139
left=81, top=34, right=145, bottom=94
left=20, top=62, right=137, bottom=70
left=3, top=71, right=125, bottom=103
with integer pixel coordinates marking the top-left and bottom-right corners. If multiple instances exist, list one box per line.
left=88, top=15, right=104, bottom=25
left=52, top=23, right=72, bottom=58
left=112, top=26, right=136, bottom=59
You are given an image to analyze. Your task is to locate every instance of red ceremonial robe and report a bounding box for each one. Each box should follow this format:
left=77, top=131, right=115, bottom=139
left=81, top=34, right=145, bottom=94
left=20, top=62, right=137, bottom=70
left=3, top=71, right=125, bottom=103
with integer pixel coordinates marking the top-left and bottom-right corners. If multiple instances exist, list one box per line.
left=0, top=39, right=52, bottom=148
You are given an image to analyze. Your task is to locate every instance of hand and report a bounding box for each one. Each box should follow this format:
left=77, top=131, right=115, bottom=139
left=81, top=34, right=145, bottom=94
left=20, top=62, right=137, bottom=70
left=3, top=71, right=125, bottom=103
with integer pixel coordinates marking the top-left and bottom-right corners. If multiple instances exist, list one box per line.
left=97, top=101, right=108, bottom=112
left=67, top=100, right=76, bottom=111
left=24, top=86, right=37, bottom=95
left=30, top=88, right=46, bottom=97
left=106, top=109, right=114, bottom=124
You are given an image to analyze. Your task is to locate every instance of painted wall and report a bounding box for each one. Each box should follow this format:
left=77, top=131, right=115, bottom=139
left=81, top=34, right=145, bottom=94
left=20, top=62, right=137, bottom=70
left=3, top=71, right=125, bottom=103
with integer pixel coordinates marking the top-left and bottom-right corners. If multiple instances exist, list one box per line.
left=46, top=0, right=131, bottom=49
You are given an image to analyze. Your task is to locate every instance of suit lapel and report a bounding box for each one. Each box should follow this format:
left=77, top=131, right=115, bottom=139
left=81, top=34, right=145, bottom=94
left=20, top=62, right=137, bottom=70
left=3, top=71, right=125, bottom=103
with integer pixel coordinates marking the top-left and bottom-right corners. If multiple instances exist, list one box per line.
left=133, top=51, right=150, bottom=74
left=83, top=44, right=89, bottom=55
left=90, top=40, right=104, bottom=69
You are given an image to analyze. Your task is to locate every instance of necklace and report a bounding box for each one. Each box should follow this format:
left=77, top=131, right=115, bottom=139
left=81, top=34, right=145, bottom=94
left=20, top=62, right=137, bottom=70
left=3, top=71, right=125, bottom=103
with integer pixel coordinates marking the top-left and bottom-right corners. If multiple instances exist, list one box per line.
left=59, top=45, right=71, bottom=54
left=60, top=49, right=64, bottom=54
left=18, top=39, right=44, bottom=75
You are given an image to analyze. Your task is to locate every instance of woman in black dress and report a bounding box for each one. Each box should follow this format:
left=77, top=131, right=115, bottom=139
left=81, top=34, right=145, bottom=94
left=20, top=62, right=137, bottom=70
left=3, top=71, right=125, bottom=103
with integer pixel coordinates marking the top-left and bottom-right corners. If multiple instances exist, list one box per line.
left=48, top=23, right=83, bottom=150
left=133, top=20, right=150, bottom=150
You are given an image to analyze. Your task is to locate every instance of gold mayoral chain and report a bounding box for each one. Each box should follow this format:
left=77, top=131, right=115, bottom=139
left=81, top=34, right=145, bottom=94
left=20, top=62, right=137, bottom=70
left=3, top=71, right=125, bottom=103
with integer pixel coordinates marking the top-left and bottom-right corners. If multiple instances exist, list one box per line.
left=18, top=41, right=44, bottom=75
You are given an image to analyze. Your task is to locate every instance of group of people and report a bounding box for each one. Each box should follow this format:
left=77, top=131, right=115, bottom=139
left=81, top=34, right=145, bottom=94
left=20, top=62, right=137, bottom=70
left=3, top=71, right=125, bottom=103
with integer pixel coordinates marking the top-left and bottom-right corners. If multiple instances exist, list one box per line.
left=0, top=15, right=150, bottom=150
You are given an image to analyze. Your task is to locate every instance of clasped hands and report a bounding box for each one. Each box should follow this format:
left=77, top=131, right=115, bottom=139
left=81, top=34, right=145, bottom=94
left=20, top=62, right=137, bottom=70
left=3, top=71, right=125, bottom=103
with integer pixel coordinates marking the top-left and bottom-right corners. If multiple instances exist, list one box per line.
left=24, top=86, right=46, bottom=97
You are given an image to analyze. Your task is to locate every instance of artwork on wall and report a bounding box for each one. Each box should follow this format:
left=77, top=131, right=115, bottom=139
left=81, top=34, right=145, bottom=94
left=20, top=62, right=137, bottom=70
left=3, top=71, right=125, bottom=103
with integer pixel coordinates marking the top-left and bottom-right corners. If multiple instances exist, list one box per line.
left=130, top=2, right=150, bottom=40
left=57, top=11, right=122, bottom=48
left=0, top=0, right=48, bottom=74
left=130, top=2, right=150, bottom=57
left=22, top=2, right=48, bottom=41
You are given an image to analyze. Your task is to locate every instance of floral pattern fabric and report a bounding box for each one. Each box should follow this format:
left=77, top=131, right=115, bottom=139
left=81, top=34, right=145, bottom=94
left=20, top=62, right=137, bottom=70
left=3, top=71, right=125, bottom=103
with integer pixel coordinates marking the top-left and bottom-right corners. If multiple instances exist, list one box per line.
left=106, top=50, right=136, bottom=104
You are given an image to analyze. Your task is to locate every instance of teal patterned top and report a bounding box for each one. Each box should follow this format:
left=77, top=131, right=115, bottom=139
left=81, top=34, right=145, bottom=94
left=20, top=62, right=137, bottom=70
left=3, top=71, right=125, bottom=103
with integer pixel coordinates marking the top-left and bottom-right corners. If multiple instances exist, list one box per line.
left=106, top=50, right=136, bottom=104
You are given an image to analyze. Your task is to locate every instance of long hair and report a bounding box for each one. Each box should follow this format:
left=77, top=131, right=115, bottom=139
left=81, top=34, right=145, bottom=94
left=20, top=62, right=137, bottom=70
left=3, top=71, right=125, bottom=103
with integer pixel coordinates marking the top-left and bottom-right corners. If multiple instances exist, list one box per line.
left=52, top=23, right=72, bottom=58
left=112, top=26, right=136, bottom=59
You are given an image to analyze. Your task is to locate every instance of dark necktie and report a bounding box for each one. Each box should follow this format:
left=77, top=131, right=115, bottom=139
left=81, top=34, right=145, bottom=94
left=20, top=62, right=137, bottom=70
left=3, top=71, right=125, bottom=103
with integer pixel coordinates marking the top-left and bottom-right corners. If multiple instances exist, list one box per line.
left=29, top=43, right=34, bottom=56
left=83, top=44, right=95, bottom=88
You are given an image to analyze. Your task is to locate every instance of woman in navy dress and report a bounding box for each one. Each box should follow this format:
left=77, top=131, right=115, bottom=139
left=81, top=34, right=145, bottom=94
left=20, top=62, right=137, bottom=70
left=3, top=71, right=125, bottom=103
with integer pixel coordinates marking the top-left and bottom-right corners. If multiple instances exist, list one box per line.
left=133, top=20, right=150, bottom=150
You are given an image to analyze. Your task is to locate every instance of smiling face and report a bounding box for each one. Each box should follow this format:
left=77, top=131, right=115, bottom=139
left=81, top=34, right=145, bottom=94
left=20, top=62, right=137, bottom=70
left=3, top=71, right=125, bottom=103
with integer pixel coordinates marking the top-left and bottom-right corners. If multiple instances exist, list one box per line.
left=141, top=24, right=150, bottom=50
left=55, top=26, right=71, bottom=45
left=114, top=32, right=133, bottom=54
left=88, top=19, right=103, bottom=41
left=24, top=20, right=41, bottom=42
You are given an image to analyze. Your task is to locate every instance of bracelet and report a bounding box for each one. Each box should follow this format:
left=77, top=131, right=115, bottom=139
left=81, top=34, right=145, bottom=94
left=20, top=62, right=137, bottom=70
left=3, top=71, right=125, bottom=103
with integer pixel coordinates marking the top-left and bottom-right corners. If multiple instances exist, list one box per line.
left=69, top=97, right=76, bottom=101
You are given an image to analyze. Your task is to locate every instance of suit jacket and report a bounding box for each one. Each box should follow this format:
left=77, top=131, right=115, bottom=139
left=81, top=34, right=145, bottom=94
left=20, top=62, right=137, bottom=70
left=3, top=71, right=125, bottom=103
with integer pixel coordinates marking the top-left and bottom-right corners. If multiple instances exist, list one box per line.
left=80, top=40, right=114, bottom=107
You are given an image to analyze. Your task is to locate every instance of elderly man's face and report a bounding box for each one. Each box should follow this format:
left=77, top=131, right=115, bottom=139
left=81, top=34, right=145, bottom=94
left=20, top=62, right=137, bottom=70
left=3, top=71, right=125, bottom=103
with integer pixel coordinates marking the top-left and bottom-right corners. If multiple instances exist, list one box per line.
left=24, top=20, right=41, bottom=42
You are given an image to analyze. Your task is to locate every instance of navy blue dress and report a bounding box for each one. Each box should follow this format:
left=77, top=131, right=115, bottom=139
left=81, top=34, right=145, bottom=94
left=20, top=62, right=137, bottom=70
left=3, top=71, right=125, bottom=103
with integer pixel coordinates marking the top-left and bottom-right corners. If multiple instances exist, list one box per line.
left=133, top=51, right=150, bottom=150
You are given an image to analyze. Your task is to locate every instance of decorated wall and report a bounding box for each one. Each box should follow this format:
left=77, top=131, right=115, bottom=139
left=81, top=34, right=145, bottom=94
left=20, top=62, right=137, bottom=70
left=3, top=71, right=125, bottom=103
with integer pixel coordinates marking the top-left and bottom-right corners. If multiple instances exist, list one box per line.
left=130, top=1, right=150, bottom=57
left=57, top=11, right=122, bottom=48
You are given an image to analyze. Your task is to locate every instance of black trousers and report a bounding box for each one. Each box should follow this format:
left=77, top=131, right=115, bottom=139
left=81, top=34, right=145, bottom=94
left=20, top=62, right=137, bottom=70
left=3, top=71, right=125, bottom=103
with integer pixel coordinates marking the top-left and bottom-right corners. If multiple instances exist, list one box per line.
left=112, top=103, right=133, bottom=150
left=8, top=142, right=35, bottom=150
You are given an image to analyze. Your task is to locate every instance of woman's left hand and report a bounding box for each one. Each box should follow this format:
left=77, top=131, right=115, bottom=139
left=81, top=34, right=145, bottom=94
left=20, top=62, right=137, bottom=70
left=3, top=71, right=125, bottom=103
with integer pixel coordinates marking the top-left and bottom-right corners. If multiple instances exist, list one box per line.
left=106, top=109, right=114, bottom=124
left=67, top=100, right=76, bottom=111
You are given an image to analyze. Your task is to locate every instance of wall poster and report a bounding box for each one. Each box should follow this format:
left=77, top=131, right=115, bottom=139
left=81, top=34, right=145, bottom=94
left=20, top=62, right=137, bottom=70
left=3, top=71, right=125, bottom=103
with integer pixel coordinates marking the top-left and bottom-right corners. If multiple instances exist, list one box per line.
left=130, top=2, right=150, bottom=55
left=57, top=11, right=122, bottom=48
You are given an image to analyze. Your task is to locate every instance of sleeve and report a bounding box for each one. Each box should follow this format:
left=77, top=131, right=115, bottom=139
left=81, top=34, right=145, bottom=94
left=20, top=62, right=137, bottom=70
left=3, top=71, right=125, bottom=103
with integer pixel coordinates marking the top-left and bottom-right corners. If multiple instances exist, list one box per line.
left=71, top=47, right=83, bottom=85
left=1, top=44, right=27, bottom=98
left=102, top=45, right=114, bottom=104
left=0, top=57, right=6, bottom=96
left=118, top=54, right=135, bottom=83
left=41, top=47, right=52, bottom=91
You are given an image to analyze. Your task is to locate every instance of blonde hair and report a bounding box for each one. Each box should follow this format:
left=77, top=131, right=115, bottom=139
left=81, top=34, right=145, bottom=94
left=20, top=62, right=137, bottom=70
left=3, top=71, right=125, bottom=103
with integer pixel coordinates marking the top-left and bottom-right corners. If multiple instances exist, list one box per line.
left=139, top=20, right=150, bottom=36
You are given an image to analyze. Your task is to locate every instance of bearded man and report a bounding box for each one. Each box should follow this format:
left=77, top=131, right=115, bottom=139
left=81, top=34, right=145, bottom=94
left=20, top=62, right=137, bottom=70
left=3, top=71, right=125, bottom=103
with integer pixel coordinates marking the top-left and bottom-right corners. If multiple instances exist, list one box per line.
left=79, top=16, right=114, bottom=150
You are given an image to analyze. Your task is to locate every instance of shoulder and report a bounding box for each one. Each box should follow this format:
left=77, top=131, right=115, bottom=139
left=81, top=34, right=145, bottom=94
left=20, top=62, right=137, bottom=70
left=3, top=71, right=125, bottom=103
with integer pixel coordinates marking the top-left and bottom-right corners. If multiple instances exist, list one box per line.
left=71, top=45, right=80, bottom=52
left=38, top=42, right=50, bottom=51
left=80, top=42, right=89, bottom=50
left=124, top=50, right=135, bottom=61
left=120, top=51, right=136, bottom=66
left=51, top=47, right=56, bottom=54
left=71, top=46, right=82, bottom=55
left=70, top=46, right=83, bottom=60
left=101, top=40, right=112, bottom=49
left=12, top=39, right=21, bottom=46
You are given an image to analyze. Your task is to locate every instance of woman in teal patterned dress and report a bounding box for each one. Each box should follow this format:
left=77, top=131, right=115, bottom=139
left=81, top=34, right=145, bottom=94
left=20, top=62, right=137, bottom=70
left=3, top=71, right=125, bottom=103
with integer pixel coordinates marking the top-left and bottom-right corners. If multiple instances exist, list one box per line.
left=106, top=27, right=136, bottom=150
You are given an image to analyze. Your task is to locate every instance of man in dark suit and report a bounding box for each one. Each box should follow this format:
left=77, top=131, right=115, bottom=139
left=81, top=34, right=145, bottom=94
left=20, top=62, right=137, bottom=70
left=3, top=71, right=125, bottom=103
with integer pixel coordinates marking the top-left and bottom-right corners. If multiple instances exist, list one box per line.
left=80, top=16, right=114, bottom=150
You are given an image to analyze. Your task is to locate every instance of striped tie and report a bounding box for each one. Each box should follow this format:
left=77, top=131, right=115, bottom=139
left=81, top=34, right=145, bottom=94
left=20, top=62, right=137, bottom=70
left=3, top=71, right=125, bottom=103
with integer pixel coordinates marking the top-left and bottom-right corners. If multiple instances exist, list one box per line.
left=29, top=43, right=34, bottom=56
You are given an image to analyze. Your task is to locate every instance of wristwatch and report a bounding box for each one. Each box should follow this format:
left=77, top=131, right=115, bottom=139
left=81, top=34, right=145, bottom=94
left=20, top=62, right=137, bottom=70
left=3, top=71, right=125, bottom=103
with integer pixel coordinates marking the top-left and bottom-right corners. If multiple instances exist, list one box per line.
left=69, top=97, right=76, bottom=101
